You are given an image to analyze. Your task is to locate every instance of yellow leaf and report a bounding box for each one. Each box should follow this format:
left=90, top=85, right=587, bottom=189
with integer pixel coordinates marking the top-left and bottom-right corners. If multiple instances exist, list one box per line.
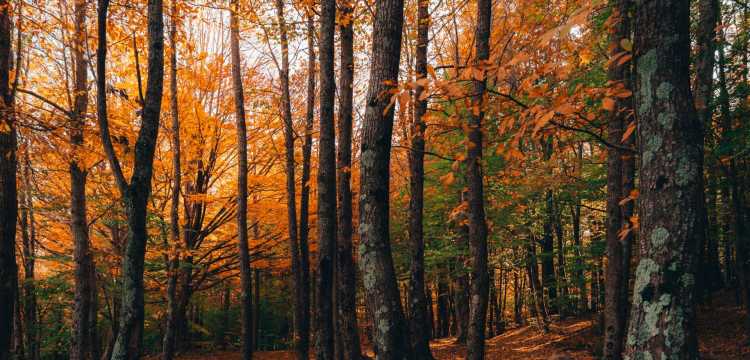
left=620, top=38, right=632, bottom=52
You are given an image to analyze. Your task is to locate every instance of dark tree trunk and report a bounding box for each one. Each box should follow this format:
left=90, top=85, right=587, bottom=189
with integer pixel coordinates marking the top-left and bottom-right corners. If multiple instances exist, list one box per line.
left=295, top=10, right=315, bottom=360
left=336, top=0, right=362, bottom=357
left=316, top=0, right=337, bottom=355
left=163, top=1, right=181, bottom=358
left=229, top=1, right=253, bottom=358
left=553, top=198, right=567, bottom=319
left=603, top=2, right=633, bottom=359
left=71, top=2, right=97, bottom=359
left=452, top=219, right=469, bottom=344
left=407, top=0, right=433, bottom=358
left=624, top=0, right=702, bottom=357
left=465, top=1, right=492, bottom=350
left=513, top=272, right=523, bottom=326
left=0, top=0, right=17, bottom=358
left=96, top=0, right=165, bottom=358
left=253, top=269, right=260, bottom=350
left=357, top=0, right=412, bottom=354
left=571, top=201, right=587, bottom=313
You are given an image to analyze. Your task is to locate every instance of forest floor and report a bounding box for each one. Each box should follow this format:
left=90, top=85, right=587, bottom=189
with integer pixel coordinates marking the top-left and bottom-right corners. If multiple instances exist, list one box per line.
left=174, top=291, right=749, bottom=359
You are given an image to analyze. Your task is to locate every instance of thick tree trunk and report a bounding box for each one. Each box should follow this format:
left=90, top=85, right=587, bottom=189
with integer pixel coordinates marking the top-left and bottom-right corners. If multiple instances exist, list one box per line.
left=229, top=1, right=253, bottom=358
left=0, top=0, right=17, bottom=358
left=623, top=1, right=701, bottom=357
left=295, top=10, right=315, bottom=360
left=465, top=0, right=491, bottom=355
left=316, top=0, right=337, bottom=356
left=407, top=0, right=433, bottom=358
left=357, top=0, right=411, bottom=355
left=336, top=0, right=362, bottom=358
left=163, top=1, right=181, bottom=357
left=603, top=2, right=633, bottom=359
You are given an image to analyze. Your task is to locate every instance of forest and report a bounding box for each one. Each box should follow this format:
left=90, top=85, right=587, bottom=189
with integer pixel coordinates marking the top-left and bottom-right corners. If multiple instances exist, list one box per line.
left=0, top=0, right=748, bottom=359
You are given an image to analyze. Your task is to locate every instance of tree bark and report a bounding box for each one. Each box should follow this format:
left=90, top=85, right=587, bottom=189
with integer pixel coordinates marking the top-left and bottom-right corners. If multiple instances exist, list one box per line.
left=229, top=1, right=253, bottom=358
left=295, top=9, right=315, bottom=360
left=624, top=1, right=701, bottom=357
left=336, top=0, right=362, bottom=358
left=70, top=1, right=97, bottom=359
left=0, top=0, right=17, bottom=357
left=527, top=239, right=549, bottom=333
left=465, top=0, right=491, bottom=357
left=452, top=213, right=469, bottom=344
left=407, top=0, right=433, bottom=358
left=603, top=2, right=633, bottom=359
left=357, top=0, right=411, bottom=355
left=162, top=1, right=181, bottom=357
left=316, top=0, right=337, bottom=356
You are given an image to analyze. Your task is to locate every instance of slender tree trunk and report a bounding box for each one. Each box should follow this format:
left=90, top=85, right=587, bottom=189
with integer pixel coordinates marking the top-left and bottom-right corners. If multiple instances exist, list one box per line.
left=272, top=2, right=305, bottom=358
left=229, top=1, right=253, bottom=358
left=624, top=1, right=701, bottom=357
left=437, top=278, right=449, bottom=338
left=336, top=0, right=362, bottom=357
left=0, top=0, right=17, bottom=357
left=603, top=2, right=633, bottom=359
left=295, top=10, right=315, bottom=360
left=162, top=1, right=181, bottom=357
left=253, top=268, right=260, bottom=350
left=20, top=150, right=37, bottom=360
left=541, top=190, right=556, bottom=305
left=452, top=216, right=469, bottom=344
left=407, top=0, right=433, bottom=358
left=465, top=0, right=491, bottom=356
left=357, top=0, right=412, bottom=354
left=527, top=239, right=549, bottom=333
left=70, top=2, right=96, bottom=358
left=316, top=0, right=337, bottom=355
left=553, top=198, right=567, bottom=319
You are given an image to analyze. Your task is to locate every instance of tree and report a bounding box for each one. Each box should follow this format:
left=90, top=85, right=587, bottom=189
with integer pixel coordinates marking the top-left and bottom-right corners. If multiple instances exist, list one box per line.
left=97, top=0, right=165, bottom=357
left=316, top=0, right=337, bottom=355
left=0, top=0, right=17, bottom=358
left=162, top=0, right=182, bottom=358
left=407, top=0, right=434, bottom=358
left=295, top=8, right=315, bottom=359
left=465, top=0, right=491, bottom=357
left=624, top=0, right=702, bottom=357
left=336, top=0, right=362, bottom=357
left=602, top=1, right=633, bottom=358
left=70, top=1, right=97, bottom=358
left=229, top=0, right=254, bottom=358
left=357, top=0, right=412, bottom=355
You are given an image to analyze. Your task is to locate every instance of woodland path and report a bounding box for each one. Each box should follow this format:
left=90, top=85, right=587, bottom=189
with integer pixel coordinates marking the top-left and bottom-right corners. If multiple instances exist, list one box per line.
left=172, top=291, right=748, bottom=360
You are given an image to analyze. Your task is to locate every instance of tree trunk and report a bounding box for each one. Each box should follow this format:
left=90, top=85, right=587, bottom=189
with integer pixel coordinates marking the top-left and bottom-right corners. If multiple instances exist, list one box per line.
left=316, top=0, right=337, bottom=356
left=70, top=2, right=97, bottom=358
left=603, top=1, right=633, bottom=359
left=624, top=1, right=701, bottom=357
left=97, top=0, right=165, bottom=358
left=513, top=271, right=523, bottom=326
left=254, top=269, right=260, bottom=350
left=437, top=278, right=450, bottom=338
left=357, top=0, right=411, bottom=354
left=465, top=0, right=491, bottom=350
left=0, top=0, right=17, bottom=357
left=19, top=150, right=37, bottom=360
left=162, top=1, right=181, bottom=357
left=541, top=190, right=556, bottom=305
left=229, top=1, right=253, bottom=358
left=407, top=0, right=433, bottom=358
left=452, top=218, right=469, bottom=344
left=527, top=239, right=549, bottom=333
left=295, top=9, right=315, bottom=360
left=553, top=198, right=567, bottom=319
left=336, top=0, right=362, bottom=357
